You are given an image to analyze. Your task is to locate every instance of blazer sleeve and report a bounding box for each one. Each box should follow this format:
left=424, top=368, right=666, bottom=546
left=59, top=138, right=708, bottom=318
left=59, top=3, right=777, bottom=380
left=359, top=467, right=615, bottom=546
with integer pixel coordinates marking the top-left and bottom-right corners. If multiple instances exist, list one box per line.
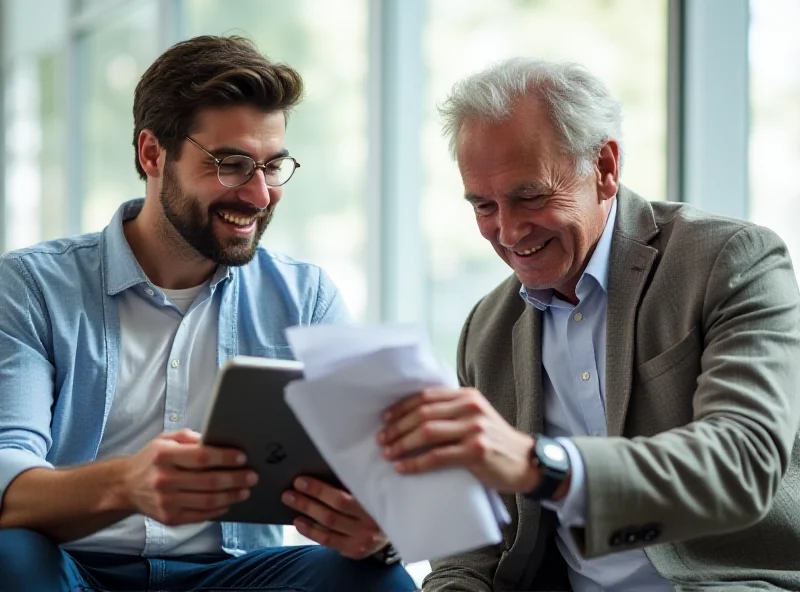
left=423, top=299, right=504, bottom=592
left=571, top=224, right=800, bottom=558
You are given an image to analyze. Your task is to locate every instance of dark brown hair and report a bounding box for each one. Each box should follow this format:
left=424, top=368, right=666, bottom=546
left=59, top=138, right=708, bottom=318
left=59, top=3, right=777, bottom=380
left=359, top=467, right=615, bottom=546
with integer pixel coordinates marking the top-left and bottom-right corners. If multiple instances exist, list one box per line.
left=132, top=35, right=304, bottom=180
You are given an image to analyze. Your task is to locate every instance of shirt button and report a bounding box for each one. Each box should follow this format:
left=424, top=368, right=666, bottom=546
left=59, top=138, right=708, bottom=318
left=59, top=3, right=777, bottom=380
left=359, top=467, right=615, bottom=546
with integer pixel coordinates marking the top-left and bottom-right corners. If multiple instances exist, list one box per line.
left=145, top=288, right=155, bottom=297
left=573, top=312, right=583, bottom=321
left=169, top=412, right=180, bottom=422
left=581, top=371, right=590, bottom=381
left=171, top=359, right=180, bottom=368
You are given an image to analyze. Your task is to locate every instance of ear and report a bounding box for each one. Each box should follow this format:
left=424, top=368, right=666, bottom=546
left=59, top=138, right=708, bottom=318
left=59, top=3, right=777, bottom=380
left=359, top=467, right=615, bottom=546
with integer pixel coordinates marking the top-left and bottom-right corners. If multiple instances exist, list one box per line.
left=595, top=139, right=620, bottom=201
left=137, top=129, right=165, bottom=179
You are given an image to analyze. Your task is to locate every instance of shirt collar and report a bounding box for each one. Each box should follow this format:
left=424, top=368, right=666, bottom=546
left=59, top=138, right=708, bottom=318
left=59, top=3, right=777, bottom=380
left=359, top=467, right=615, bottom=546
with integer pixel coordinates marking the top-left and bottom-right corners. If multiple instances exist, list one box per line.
left=103, top=198, right=231, bottom=296
left=520, top=197, right=618, bottom=310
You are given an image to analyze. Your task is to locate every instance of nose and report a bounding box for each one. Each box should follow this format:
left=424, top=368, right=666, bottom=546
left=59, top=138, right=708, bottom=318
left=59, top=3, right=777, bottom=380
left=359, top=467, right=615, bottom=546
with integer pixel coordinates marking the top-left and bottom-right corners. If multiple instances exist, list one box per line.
left=496, top=204, right=531, bottom=249
left=236, top=169, right=274, bottom=211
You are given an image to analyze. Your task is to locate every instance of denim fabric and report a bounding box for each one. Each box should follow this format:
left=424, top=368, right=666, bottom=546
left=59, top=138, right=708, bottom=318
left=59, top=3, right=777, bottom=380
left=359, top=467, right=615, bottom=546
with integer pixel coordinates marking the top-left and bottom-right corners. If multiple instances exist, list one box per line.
left=0, top=529, right=417, bottom=592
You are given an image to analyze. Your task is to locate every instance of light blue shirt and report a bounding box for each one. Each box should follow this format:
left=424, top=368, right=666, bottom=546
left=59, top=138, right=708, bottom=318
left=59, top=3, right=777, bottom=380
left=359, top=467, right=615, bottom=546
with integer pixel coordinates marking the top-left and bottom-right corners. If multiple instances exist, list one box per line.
left=521, top=200, right=672, bottom=591
left=0, top=198, right=350, bottom=556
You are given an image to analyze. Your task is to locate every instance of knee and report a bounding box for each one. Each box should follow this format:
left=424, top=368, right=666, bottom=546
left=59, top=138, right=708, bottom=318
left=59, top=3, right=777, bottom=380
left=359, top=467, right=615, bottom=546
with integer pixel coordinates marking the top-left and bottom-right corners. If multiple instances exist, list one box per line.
left=0, top=528, right=66, bottom=590
left=305, top=547, right=418, bottom=592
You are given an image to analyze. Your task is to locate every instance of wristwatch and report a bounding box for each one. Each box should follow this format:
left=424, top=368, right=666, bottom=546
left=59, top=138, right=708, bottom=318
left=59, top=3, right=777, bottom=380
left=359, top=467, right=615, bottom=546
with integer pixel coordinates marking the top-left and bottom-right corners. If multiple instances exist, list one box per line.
left=371, top=542, right=402, bottom=565
left=523, top=435, right=571, bottom=501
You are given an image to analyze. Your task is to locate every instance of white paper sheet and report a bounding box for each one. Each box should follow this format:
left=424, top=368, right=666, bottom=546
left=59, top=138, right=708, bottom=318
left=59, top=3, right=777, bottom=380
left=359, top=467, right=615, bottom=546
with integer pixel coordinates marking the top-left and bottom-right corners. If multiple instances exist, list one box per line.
left=283, top=324, right=510, bottom=563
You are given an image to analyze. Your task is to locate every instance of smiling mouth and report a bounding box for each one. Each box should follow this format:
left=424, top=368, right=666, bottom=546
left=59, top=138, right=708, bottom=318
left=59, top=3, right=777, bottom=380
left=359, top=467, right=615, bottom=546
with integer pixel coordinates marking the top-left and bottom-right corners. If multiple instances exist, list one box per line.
left=216, top=210, right=259, bottom=228
left=513, top=239, right=552, bottom=257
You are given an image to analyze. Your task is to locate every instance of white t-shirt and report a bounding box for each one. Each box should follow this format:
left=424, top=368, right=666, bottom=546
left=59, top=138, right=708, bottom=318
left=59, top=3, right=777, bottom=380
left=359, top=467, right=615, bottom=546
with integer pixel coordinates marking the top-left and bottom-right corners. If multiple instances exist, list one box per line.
left=63, top=278, right=225, bottom=556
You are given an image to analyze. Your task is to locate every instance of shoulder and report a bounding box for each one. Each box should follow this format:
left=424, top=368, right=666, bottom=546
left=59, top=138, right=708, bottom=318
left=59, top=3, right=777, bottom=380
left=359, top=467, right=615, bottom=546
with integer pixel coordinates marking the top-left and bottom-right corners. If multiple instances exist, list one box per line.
left=0, top=233, right=102, bottom=284
left=646, top=201, right=790, bottom=274
left=239, top=246, right=330, bottom=288
left=649, top=200, right=764, bottom=248
left=461, top=273, right=525, bottom=344
left=235, top=247, right=347, bottom=323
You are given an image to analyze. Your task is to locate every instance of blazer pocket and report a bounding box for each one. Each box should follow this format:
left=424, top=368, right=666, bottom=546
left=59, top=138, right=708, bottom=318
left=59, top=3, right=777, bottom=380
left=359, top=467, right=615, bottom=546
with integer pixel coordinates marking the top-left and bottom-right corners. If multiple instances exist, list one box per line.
left=635, top=328, right=701, bottom=384
left=254, top=344, right=295, bottom=361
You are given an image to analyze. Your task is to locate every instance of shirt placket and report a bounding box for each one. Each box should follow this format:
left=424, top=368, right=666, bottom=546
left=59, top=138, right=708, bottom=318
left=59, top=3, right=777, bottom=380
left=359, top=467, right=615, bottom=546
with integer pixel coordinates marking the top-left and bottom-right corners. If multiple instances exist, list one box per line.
left=566, top=305, right=607, bottom=438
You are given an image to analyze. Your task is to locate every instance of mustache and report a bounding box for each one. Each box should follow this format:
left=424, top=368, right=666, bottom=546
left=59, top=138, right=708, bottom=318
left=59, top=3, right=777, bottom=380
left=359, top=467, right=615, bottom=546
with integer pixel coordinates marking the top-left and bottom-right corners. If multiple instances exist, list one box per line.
left=209, top=201, right=268, bottom=217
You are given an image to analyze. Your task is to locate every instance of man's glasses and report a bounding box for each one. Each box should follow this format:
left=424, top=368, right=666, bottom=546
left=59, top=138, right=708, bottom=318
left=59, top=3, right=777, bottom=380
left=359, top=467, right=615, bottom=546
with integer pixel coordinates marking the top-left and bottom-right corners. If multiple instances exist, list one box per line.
left=184, top=136, right=300, bottom=188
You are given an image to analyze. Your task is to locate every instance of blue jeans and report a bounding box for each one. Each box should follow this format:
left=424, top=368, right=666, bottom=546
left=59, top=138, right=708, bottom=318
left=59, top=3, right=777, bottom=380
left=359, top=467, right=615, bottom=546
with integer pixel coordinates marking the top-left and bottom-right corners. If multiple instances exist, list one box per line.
left=0, top=528, right=417, bottom=592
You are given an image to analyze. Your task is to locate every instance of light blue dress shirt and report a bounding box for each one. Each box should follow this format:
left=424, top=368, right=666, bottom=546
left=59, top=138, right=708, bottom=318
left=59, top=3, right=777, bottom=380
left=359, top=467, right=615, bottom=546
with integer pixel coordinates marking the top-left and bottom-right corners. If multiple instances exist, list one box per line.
left=0, top=198, right=350, bottom=556
left=521, top=200, right=673, bottom=591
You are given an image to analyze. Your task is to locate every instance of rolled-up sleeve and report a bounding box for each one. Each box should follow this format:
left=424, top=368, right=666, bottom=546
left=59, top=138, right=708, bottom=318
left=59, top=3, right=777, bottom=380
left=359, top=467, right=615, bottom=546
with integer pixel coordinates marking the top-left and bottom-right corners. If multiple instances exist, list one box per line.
left=0, top=255, right=56, bottom=509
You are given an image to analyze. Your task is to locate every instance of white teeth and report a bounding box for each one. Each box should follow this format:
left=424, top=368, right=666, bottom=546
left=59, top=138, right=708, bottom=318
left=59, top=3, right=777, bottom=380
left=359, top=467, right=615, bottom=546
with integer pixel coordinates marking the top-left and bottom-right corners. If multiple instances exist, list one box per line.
left=218, top=212, right=256, bottom=227
left=516, top=242, right=547, bottom=256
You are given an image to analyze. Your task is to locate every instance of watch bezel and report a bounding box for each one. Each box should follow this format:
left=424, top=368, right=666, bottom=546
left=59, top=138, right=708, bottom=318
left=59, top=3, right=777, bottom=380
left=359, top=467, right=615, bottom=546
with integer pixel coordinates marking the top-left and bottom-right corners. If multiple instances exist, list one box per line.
left=524, top=435, right=570, bottom=501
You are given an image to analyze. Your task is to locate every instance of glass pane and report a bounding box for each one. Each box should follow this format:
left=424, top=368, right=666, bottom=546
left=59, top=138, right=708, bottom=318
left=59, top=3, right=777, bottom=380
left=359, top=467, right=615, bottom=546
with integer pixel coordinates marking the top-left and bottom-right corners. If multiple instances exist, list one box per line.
left=423, top=0, right=668, bottom=361
left=185, top=0, right=369, bottom=321
left=4, top=53, right=68, bottom=251
left=81, top=0, right=159, bottom=232
left=748, top=0, right=800, bottom=283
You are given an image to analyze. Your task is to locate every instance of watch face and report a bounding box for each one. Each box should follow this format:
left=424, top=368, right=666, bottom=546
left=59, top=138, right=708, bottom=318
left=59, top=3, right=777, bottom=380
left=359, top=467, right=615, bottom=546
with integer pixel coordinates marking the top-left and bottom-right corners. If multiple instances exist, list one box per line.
left=540, top=440, right=570, bottom=472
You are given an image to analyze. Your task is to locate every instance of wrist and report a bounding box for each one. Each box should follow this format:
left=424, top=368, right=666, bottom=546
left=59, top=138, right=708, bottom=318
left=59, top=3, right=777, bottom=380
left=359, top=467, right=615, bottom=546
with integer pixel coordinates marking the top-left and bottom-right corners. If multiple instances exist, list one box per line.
left=519, top=436, right=541, bottom=493
left=551, top=471, right=572, bottom=501
left=523, top=435, right=571, bottom=502
left=102, top=457, right=134, bottom=513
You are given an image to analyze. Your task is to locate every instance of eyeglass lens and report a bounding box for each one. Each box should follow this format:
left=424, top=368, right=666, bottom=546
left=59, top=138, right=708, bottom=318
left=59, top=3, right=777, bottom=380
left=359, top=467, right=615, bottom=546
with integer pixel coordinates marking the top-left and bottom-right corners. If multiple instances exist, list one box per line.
left=217, top=155, right=297, bottom=187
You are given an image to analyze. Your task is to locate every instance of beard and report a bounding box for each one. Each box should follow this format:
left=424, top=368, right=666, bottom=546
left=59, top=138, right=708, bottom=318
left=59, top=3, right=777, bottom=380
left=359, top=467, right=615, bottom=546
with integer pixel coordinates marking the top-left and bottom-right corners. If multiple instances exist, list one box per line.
left=159, top=161, right=272, bottom=266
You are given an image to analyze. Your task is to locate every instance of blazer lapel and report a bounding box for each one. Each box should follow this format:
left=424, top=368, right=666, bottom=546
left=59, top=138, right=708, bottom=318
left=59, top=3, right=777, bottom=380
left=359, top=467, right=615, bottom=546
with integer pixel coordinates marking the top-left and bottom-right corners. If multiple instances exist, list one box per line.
left=507, top=298, right=545, bottom=577
left=513, top=303, right=544, bottom=436
left=605, top=188, right=660, bottom=437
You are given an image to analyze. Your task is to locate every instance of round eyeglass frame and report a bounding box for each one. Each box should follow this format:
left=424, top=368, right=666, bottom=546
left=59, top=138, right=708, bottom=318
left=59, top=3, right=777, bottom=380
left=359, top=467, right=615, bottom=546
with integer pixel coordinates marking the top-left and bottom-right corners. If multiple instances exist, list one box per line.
left=184, top=135, right=300, bottom=188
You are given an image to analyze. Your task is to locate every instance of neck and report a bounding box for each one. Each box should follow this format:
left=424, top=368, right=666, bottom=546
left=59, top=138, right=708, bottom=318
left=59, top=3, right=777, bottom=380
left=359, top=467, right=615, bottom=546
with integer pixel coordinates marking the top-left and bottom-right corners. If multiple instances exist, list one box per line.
left=123, top=195, right=217, bottom=289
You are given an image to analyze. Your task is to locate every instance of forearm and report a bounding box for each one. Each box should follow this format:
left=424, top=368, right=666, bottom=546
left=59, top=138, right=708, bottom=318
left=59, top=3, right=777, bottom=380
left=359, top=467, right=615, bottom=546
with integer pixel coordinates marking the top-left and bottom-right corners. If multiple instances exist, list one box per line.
left=0, top=458, right=134, bottom=542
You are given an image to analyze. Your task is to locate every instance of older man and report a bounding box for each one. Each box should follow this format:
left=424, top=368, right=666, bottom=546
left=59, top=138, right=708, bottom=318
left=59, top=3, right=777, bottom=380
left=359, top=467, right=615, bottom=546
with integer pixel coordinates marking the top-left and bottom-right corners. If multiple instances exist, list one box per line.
left=379, top=58, right=800, bottom=591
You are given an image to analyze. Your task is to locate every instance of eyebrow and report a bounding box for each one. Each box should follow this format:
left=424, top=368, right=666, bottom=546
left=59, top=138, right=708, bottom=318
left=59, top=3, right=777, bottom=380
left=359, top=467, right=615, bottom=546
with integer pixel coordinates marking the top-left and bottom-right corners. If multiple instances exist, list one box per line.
left=464, top=192, right=486, bottom=205
left=506, top=182, right=551, bottom=196
left=464, top=182, right=551, bottom=204
left=208, top=145, right=291, bottom=161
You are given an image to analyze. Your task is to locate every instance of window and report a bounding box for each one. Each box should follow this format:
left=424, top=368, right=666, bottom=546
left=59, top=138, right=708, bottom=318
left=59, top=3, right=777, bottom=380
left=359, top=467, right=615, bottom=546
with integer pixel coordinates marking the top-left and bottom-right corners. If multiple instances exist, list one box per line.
left=422, top=0, right=668, bottom=362
left=80, top=0, right=159, bottom=232
left=2, top=0, right=68, bottom=249
left=185, top=0, right=370, bottom=321
left=748, top=0, right=800, bottom=280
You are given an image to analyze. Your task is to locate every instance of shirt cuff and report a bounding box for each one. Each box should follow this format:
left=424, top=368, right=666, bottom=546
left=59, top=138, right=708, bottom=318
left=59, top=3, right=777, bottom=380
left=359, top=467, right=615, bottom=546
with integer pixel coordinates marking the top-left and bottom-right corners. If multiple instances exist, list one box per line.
left=540, top=437, right=587, bottom=527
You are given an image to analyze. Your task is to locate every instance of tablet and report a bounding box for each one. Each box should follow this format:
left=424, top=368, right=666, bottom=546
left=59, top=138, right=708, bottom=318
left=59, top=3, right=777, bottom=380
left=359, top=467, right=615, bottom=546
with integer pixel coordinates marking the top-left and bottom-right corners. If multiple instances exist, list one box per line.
left=200, top=355, right=343, bottom=524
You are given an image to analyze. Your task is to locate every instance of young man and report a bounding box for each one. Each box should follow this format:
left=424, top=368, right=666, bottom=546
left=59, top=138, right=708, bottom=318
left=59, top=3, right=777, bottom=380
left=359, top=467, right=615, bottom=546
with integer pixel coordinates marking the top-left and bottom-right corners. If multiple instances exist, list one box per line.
left=379, top=58, right=800, bottom=591
left=0, top=35, right=415, bottom=592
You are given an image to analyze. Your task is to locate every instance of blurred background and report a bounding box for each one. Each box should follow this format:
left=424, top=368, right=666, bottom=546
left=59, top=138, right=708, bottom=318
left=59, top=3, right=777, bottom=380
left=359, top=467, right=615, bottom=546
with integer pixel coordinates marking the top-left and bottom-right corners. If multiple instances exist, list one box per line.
left=1, top=0, right=798, bottom=583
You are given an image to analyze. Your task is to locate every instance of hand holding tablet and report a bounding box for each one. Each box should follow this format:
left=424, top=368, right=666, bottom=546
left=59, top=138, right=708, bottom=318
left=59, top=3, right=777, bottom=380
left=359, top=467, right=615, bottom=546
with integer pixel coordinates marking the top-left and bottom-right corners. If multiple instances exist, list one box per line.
left=200, top=356, right=342, bottom=525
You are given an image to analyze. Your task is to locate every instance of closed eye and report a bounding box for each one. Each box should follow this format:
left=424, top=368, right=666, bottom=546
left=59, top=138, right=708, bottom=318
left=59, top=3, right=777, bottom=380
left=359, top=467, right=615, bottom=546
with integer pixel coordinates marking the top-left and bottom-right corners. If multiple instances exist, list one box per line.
left=472, top=201, right=496, bottom=216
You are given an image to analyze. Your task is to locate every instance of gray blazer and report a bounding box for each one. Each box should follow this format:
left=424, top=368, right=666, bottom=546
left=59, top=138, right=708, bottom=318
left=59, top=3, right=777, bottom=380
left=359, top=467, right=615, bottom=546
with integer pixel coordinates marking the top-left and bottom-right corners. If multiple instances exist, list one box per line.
left=423, top=188, right=800, bottom=592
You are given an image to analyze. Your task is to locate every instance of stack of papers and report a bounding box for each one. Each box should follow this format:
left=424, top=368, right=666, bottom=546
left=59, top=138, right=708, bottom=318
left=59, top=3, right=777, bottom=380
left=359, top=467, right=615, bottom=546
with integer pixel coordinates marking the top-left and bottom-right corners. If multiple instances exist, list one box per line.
left=283, top=324, right=510, bottom=563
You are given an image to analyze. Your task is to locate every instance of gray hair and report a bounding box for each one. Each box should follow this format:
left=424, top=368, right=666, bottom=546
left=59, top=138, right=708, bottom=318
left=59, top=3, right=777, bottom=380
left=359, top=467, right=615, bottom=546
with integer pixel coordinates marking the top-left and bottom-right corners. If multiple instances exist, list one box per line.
left=439, top=57, right=624, bottom=176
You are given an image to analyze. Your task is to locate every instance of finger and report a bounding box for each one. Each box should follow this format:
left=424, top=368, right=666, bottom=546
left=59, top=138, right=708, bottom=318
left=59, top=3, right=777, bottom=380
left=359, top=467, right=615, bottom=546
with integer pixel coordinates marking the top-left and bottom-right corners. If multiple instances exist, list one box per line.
left=172, top=487, right=252, bottom=512
left=383, top=418, right=480, bottom=461
left=160, top=429, right=202, bottom=445
left=159, top=468, right=259, bottom=493
left=158, top=507, right=231, bottom=527
left=392, top=441, right=481, bottom=475
left=381, top=387, right=461, bottom=422
left=294, top=518, right=379, bottom=560
left=282, top=490, right=361, bottom=536
left=293, top=518, right=348, bottom=551
left=165, top=444, right=248, bottom=471
left=379, top=396, right=482, bottom=446
left=293, top=477, right=366, bottom=520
